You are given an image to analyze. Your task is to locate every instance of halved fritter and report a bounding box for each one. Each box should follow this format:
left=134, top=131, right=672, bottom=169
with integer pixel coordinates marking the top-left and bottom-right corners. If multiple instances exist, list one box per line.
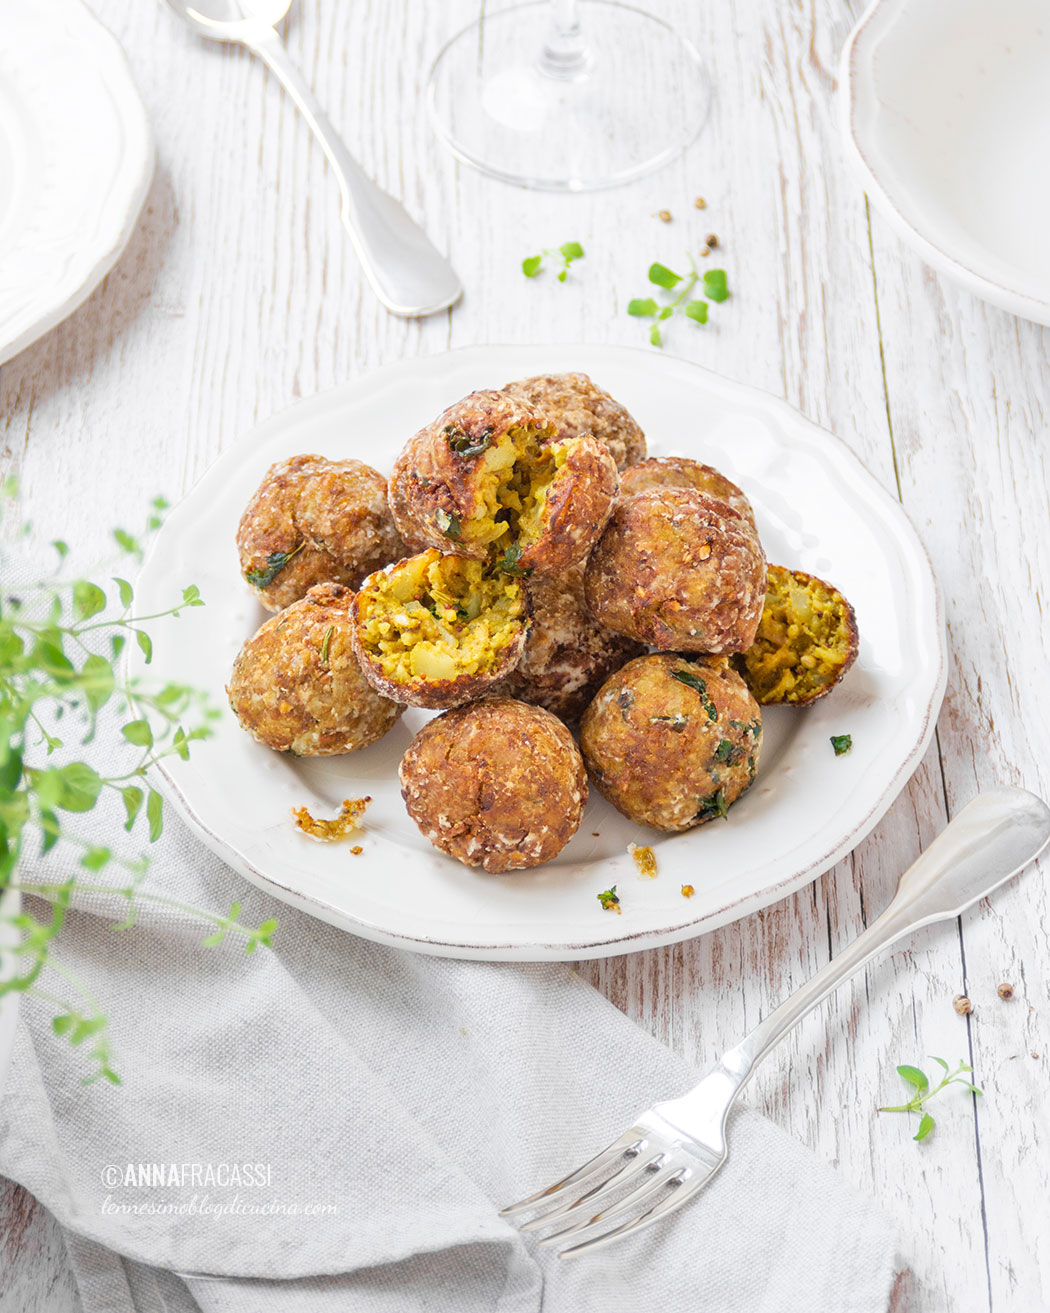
left=350, top=548, right=528, bottom=709
left=389, top=389, right=617, bottom=575
left=739, top=565, right=859, bottom=705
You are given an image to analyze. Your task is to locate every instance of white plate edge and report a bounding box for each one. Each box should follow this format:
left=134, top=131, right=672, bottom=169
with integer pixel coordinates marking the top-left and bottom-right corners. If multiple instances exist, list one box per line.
left=838, top=0, right=1050, bottom=329
left=136, top=344, right=948, bottom=961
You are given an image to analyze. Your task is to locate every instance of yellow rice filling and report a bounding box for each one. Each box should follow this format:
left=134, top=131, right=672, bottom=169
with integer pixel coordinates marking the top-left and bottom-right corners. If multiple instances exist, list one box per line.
left=460, top=425, right=570, bottom=551
left=741, top=566, right=854, bottom=704
left=357, top=549, right=525, bottom=684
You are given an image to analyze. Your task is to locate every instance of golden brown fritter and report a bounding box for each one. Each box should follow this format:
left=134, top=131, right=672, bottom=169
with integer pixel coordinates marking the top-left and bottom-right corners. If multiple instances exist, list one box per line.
left=496, top=563, right=643, bottom=723
left=580, top=654, right=762, bottom=832
left=399, top=698, right=588, bottom=872
left=237, top=455, right=404, bottom=612
left=351, top=549, right=529, bottom=710
left=739, top=565, right=859, bottom=705
left=620, top=456, right=756, bottom=528
left=584, top=486, right=766, bottom=653
left=500, top=372, right=646, bottom=471
left=388, top=389, right=618, bottom=575
left=227, top=582, right=402, bottom=755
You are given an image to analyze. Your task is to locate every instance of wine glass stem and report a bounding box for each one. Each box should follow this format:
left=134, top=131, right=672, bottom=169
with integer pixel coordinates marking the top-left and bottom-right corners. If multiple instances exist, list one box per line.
left=537, top=0, right=592, bottom=79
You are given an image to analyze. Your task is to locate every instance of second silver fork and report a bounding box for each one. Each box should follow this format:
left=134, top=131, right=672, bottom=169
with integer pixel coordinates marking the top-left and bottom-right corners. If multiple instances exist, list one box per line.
left=501, top=788, right=1050, bottom=1257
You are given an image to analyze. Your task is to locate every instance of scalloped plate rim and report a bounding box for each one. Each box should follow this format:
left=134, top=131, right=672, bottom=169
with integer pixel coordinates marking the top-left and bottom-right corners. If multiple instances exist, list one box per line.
left=134, top=345, right=947, bottom=962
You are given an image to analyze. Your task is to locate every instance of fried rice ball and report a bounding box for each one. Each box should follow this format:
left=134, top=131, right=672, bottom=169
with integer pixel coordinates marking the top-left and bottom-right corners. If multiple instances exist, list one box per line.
left=399, top=698, right=588, bottom=872
left=500, top=371, right=646, bottom=471
left=580, top=654, right=762, bottom=832
left=389, top=389, right=618, bottom=575
left=585, top=487, right=766, bottom=653
left=351, top=549, right=529, bottom=710
left=495, top=563, right=643, bottom=723
left=619, top=456, right=756, bottom=529
left=227, top=582, right=402, bottom=756
left=237, top=455, right=405, bottom=612
left=739, top=565, right=859, bottom=705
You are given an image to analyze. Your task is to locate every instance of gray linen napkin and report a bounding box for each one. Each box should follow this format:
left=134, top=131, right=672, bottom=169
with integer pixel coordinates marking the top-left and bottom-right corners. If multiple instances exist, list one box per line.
left=0, top=803, right=901, bottom=1312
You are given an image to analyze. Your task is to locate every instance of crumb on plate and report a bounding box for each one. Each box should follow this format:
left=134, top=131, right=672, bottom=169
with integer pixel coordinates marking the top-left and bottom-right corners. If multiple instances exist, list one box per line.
left=293, top=796, right=371, bottom=843
left=628, top=842, right=658, bottom=878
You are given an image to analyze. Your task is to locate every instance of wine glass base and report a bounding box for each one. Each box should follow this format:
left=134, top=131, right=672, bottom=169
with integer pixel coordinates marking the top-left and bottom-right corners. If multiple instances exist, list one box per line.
left=426, top=1, right=710, bottom=192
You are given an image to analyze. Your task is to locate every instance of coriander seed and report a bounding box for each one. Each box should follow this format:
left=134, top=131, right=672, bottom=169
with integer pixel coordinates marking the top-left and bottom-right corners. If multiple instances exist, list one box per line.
left=657, top=209, right=672, bottom=223
left=997, top=982, right=1014, bottom=1001
left=694, top=196, right=706, bottom=209
left=953, top=994, right=973, bottom=1015
left=706, top=233, right=719, bottom=248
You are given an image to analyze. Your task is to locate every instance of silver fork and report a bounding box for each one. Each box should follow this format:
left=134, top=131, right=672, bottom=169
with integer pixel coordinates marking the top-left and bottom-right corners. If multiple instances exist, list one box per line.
left=501, top=788, right=1050, bottom=1258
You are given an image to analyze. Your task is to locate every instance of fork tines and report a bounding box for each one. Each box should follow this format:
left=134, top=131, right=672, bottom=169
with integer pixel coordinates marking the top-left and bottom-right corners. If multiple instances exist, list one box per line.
left=500, top=1116, right=715, bottom=1258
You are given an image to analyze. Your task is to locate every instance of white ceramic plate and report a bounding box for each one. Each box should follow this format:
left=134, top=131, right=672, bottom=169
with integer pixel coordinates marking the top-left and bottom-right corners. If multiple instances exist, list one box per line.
left=133, top=346, right=945, bottom=961
left=0, top=0, right=154, bottom=366
left=841, top=0, right=1050, bottom=326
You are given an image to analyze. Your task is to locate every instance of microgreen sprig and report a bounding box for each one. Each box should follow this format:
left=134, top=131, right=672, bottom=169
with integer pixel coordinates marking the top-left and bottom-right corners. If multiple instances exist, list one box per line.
left=1, top=485, right=278, bottom=1084
left=628, top=256, right=730, bottom=346
left=522, top=242, right=585, bottom=283
left=878, top=1056, right=982, bottom=1142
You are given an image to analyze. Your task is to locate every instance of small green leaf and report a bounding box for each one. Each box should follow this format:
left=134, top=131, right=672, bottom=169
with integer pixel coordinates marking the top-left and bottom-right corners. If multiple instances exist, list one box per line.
left=495, top=543, right=531, bottom=578
left=52, top=1014, right=75, bottom=1036
left=147, top=789, right=164, bottom=842
left=245, top=544, right=304, bottom=590
left=649, top=325, right=662, bottom=347
left=113, top=577, right=134, bottom=608
left=521, top=255, right=543, bottom=278
left=81, top=847, right=111, bottom=872
left=627, top=297, right=659, bottom=317
left=685, top=299, right=709, bottom=323
left=703, top=268, right=730, bottom=302
left=931, top=1055, right=950, bottom=1071
left=435, top=508, right=461, bottom=540
left=914, top=1112, right=935, bottom=1142
left=319, top=626, right=333, bottom=667
left=56, top=762, right=102, bottom=813
left=657, top=306, right=674, bottom=321
left=560, top=241, right=584, bottom=261
left=113, top=528, right=140, bottom=556
left=122, top=785, right=144, bottom=831
left=557, top=269, right=567, bottom=283
left=122, top=719, right=153, bottom=749
left=39, top=809, right=60, bottom=854
left=111, top=634, right=126, bottom=659
left=830, top=733, right=852, bottom=756
left=181, top=584, right=203, bottom=606
left=136, top=630, right=152, bottom=665
left=897, top=1064, right=929, bottom=1092
left=648, top=262, right=681, bottom=289
left=597, top=885, right=620, bottom=911
left=72, top=580, right=106, bottom=621
left=82, top=654, right=115, bottom=714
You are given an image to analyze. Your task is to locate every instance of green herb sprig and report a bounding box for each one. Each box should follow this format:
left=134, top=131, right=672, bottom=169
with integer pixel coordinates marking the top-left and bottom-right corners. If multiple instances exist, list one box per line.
left=522, top=242, right=585, bottom=283
left=830, top=733, right=852, bottom=756
left=0, top=485, right=278, bottom=1084
left=628, top=257, right=730, bottom=346
left=878, top=1057, right=982, bottom=1142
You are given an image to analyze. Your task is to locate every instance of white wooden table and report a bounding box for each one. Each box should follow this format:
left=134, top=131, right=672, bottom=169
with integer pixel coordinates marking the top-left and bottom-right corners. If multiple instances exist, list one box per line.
left=2, top=1, right=1049, bottom=1308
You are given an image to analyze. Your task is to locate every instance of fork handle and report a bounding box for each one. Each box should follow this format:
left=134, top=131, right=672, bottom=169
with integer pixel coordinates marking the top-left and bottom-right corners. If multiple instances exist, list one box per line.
left=658, top=789, right=1049, bottom=1132
left=247, top=28, right=462, bottom=318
